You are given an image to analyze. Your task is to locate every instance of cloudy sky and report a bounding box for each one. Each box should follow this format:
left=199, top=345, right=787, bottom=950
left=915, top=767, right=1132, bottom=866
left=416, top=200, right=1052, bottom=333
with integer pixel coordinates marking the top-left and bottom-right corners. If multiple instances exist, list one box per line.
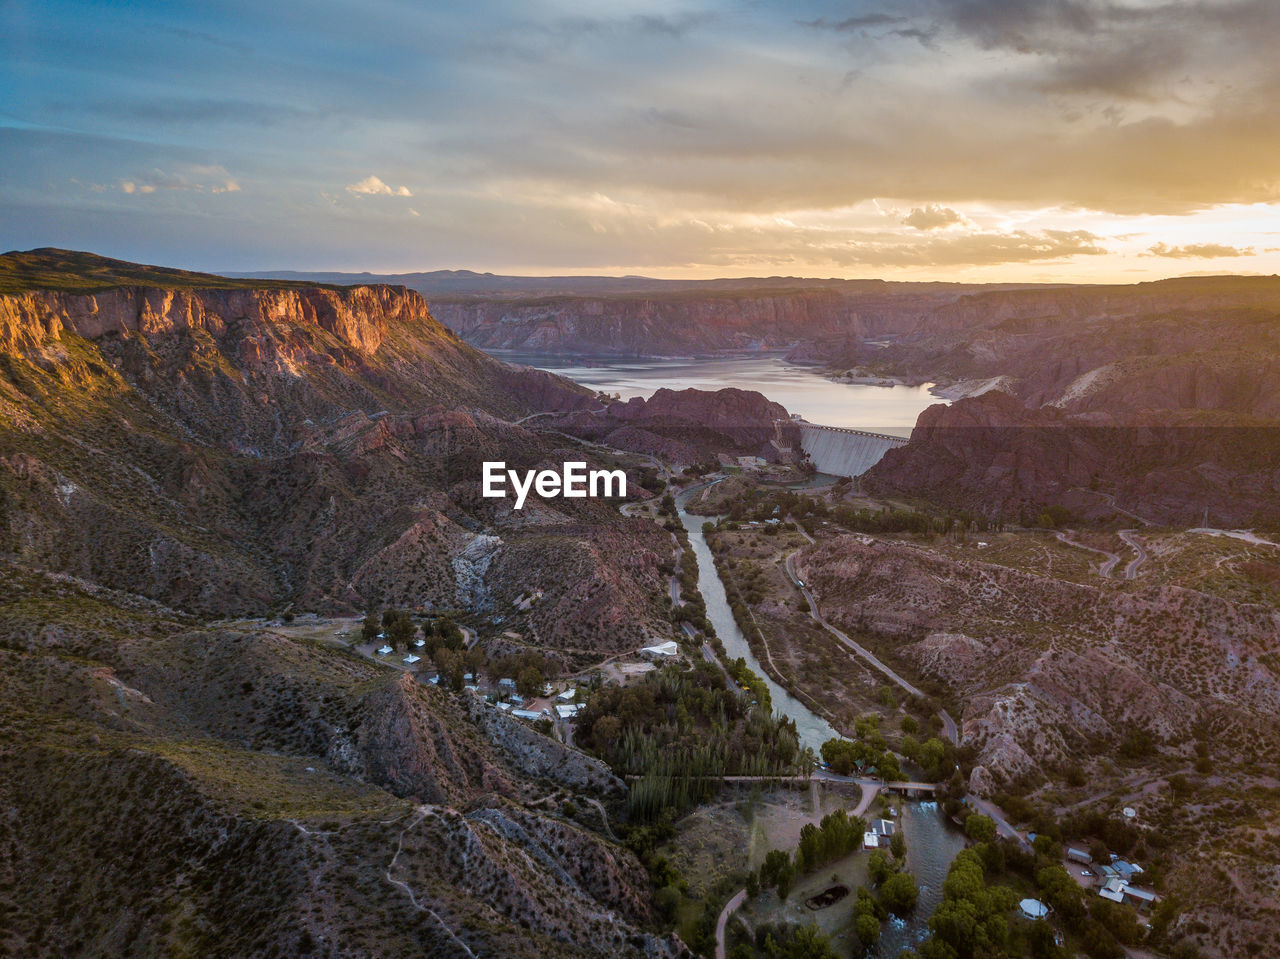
left=3, top=0, right=1280, bottom=280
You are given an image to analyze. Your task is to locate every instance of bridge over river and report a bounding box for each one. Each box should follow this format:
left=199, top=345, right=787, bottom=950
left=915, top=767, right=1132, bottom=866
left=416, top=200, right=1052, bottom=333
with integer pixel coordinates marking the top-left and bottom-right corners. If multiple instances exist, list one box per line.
left=796, top=422, right=910, bottom=477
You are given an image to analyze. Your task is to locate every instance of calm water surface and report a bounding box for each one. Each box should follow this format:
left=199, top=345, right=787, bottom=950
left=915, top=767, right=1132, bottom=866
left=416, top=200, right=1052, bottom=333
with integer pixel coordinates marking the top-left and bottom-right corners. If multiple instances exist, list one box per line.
left=495, top=351, right=945, bottom=435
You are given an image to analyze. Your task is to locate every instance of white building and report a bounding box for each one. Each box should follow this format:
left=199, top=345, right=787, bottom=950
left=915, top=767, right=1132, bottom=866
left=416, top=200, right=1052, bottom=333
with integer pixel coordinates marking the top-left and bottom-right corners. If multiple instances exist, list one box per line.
left=1019, top=899, right=1049, bottom=920
left=557, top=688, right=577, bottom=701
left=403, top=654, right=420, bottom=665
left=376, top=645, right=393, bottom=656
left=640, top=640, right=679, bottom=659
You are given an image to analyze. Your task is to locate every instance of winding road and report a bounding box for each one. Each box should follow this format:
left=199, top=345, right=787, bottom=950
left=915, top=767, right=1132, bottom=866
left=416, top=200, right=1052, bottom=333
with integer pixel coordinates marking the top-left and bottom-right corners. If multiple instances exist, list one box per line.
left=1117, top=529, right=1148, bottom=580
left=1053, top=529, right=1122, bottom=578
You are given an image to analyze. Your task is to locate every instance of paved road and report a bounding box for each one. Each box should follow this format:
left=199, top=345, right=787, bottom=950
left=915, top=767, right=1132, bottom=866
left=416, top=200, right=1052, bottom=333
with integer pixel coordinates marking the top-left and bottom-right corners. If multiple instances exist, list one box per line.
left=966, top=795, right=1029, bottom=846
left=784, top=536, right=960, bottom=745
left=938, top=710, right=960, bottom=746
left=1054, top=529, right=1122, bottom=578
left=1118, top=529, right=1148, bottom=580
left=784, top=551, right=924, bottom=700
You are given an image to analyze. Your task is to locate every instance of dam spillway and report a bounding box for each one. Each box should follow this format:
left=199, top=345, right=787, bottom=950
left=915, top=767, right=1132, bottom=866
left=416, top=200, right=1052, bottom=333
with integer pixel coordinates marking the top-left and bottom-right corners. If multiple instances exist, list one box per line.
left=798, top=424, right=910, bottom=477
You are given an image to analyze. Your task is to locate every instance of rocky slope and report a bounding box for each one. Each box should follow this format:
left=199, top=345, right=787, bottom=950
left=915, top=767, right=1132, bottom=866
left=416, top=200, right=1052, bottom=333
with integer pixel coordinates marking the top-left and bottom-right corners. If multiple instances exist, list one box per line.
left=543, top=387, right=799, bottom=465
left=0, top=249, right=704, bottom=957
left=0, top=559, right=679, bottom=958
left=0, top=251, right=692, bottom=650
left=793, top=534, right=1280, bottom=791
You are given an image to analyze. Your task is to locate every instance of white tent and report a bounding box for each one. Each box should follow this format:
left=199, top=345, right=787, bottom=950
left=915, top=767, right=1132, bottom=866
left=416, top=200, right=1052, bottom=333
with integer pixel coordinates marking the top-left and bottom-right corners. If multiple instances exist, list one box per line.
left=1019, top=899, right=1049, bottom=920
left=640, top=640, right=679, bottom=658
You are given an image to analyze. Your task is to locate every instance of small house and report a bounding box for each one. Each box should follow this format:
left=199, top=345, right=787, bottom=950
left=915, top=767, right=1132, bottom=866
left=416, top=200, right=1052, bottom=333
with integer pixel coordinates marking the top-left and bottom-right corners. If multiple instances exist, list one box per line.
left=498, top=677, right=517, bottom=689
left=376, top=645, right=393, bottom=656
left=1067, top=847, right=1092, bottom=865
left=1121, top=886, right=1156, bottom=910
left=403, top=654, right=420, bottom=665
left=1098, top=878, right=1127, bottom=903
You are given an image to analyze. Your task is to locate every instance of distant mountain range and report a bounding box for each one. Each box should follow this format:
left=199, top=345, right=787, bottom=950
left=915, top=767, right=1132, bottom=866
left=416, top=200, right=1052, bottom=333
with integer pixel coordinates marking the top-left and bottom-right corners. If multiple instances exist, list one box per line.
left=224, top=266, right=991, bottom=299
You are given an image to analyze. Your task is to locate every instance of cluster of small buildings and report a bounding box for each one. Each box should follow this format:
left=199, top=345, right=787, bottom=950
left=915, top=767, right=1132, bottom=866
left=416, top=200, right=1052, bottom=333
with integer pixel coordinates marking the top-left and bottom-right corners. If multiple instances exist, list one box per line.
left=554, top=687, right=582, bottom=720
left=1067, top=848, right=1158, bottom=910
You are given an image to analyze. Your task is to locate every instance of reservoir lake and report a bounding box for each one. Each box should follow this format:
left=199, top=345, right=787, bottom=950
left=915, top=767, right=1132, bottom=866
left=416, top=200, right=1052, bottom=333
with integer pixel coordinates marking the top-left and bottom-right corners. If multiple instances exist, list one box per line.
left=493, top=351, right=946, bottom=436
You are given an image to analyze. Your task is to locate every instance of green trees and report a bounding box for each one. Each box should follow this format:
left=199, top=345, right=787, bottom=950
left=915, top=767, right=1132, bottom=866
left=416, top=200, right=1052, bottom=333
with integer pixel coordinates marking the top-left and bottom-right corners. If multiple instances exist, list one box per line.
left=753, top=923, right=838, bottom=959
left=759, top=849, right=795, bottom=899
left=361, top=610, right=379, bottom=643
left=576, top=664, right=802, bottom=821
left=868, top=849, right=894, bottom=885
left=880, top=871, right=919, bottom=915
left=796, top=810, right=865, bottom=874
left=388, top=612, right=416, bottom=649
left=890, top=830, right=907, bottom=860
left=919, top=849, right=1017, bottom=959
left=964, top=813, right=997, bottom=844
left=1035, top=865, right=1085, bottom=922
left=819, top=717, right=905, bottom=780
left=852, top=887, right=882, bottom=952
left=516, top=664, right=544, bottom=698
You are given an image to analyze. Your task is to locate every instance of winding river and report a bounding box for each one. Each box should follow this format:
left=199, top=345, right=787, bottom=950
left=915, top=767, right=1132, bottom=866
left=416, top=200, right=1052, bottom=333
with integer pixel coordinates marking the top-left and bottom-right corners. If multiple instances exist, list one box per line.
left=676, top=482, right=965, bottom=955
left=676, top=483, right=839, bottom=752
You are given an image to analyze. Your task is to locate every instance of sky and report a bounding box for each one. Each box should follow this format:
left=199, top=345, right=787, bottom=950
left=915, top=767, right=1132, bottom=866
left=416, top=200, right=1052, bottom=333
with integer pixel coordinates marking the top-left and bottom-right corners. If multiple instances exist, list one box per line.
left=3, top=0, right=1280, bottom=282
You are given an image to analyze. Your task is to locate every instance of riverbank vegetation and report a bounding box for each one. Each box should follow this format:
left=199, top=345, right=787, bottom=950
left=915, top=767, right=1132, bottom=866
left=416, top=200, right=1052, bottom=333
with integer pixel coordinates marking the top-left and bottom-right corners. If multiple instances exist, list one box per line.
left=575, top=664, right=802, bottom=822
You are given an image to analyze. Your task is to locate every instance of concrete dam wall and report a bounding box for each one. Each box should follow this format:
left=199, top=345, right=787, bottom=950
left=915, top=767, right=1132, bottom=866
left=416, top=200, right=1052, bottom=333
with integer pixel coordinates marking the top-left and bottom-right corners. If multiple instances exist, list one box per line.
left=799, top=424, right=910, bottom=477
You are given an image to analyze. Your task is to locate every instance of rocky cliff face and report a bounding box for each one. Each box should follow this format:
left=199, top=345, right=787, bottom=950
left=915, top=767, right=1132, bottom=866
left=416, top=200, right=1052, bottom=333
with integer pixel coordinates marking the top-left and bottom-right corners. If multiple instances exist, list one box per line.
left=864, top=391, right=1280, bottom=525
left=431, top=289, right=865, bottom=355
left=542, top=387, right=800, bottom=465
left=0, top=253, right=680, bottom=654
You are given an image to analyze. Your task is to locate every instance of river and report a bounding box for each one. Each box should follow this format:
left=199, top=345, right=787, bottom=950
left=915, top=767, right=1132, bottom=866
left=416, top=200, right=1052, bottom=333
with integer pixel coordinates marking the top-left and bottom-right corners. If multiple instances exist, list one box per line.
left=676, top=483, right=839, bottom=752
left=676, top=481, right=965, bottom=953
left=494, top=351, right=943, bottom=435
left=875, top=801, right=968, bottom=957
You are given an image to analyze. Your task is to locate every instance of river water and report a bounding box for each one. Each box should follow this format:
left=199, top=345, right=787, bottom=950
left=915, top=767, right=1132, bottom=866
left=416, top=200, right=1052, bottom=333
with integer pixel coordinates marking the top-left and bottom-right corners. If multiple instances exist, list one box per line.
left=494, top=351, right=943, bottom=435
left=875, top=801, right=968, bottom=957
left=676, top=481, right=965, bottom=953
left=676, top=483, right=839, bottom=752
